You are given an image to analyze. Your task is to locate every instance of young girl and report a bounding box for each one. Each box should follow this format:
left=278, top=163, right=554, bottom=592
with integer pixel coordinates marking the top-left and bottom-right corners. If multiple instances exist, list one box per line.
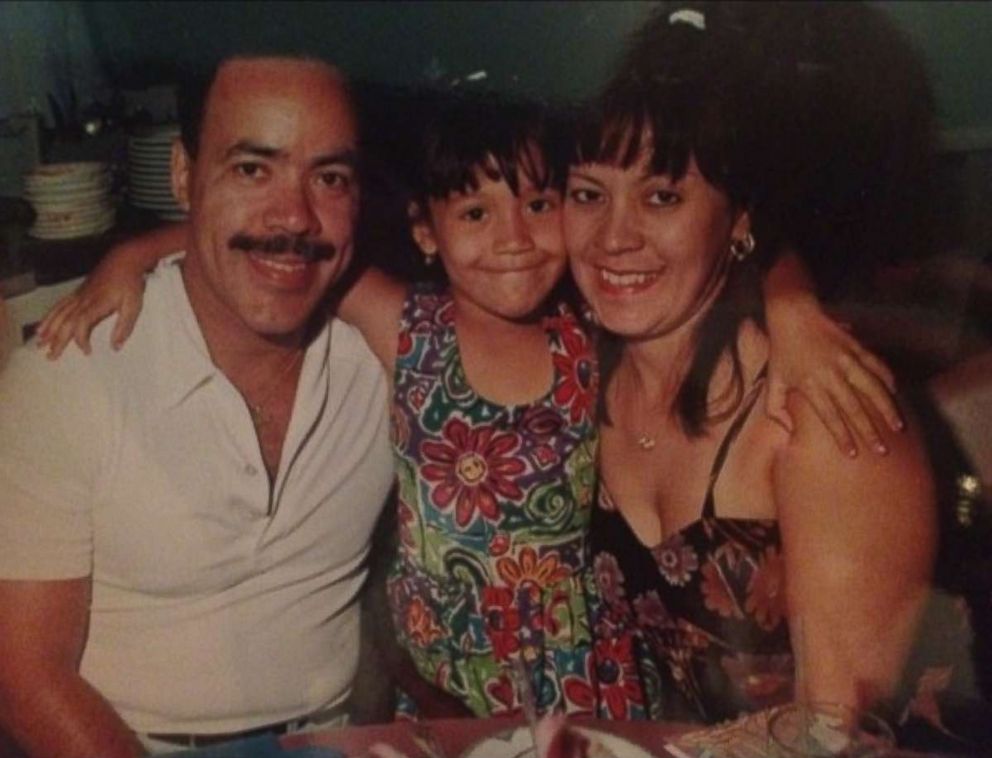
left=37, top=92, right=902, bottom=719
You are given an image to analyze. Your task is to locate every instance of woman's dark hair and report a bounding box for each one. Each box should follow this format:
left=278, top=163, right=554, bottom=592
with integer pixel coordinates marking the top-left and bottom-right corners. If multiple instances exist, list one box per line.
left=583, top=2, right=773, bottom=436
left=586, top=1, right=935, bottom=436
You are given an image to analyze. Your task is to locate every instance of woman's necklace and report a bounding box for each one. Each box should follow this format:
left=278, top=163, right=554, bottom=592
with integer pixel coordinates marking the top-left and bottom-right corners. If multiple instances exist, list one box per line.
left=635, top=432, right=657, bottom=452
left=615, top=366, right=663, bottom=453
left=247, top=348, right=304, bottom=431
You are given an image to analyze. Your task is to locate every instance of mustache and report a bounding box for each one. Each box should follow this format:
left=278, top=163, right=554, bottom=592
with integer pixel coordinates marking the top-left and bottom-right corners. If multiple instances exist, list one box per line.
left=228, top=233, right=337, bottom=262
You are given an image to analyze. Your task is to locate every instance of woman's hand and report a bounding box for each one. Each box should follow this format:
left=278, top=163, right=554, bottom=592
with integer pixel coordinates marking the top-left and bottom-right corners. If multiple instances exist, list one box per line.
left=765, top=295, right=902, bottom=457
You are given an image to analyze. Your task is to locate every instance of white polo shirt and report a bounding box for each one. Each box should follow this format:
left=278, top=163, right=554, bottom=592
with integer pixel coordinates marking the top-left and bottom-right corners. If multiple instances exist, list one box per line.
left=0, top=257, right=393, bottom=733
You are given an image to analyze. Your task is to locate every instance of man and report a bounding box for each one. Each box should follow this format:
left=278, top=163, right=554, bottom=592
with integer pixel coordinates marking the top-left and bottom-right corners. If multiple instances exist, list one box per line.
left=0, top=56, right=393, bottom=756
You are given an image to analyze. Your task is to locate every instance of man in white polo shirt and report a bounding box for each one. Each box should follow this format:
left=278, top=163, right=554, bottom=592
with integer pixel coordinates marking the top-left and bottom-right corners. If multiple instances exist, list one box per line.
left=0, top=55, right=393, bottom=756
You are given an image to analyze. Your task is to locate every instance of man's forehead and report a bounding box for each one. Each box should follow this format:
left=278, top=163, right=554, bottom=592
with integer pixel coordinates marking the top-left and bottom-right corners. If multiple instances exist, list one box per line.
left=217, top=56, right=344, bottom=85
left=200, top=56, right=357, bottom=149
left=210, top=57, right=350, bottom=108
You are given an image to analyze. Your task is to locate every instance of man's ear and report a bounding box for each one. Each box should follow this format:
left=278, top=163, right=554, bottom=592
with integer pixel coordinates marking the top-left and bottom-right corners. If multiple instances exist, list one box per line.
left=171, top=140, right=192, bottom=211
left=408, top=201, right=438, bottom=256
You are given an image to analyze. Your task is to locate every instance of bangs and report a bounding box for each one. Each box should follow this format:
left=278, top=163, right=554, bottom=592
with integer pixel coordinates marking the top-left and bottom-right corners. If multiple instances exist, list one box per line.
left=420, top=94, right=567, bottom=201
left=573, top=68, right=741, bottom=194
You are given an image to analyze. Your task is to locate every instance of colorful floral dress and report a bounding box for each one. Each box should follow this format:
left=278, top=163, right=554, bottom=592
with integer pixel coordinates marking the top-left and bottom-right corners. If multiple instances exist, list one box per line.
left=386, top=285, right=644, bottom=719
left=590, top=374, right=795, bottom=724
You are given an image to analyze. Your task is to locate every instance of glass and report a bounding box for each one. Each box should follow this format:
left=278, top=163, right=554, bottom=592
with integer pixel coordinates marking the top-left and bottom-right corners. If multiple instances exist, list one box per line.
left=768, top=702, right=896, bottom=758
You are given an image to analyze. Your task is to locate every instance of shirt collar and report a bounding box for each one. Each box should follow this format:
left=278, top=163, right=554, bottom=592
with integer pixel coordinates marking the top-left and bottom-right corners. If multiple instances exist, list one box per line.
left=151, top=255, right=331, bottom=412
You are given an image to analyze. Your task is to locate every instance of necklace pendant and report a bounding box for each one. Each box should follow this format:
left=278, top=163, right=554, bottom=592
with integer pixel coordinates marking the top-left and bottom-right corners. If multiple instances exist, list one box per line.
left=636, top=434, right=656, bottom=451
left=249, top=404, right=268, bottom=429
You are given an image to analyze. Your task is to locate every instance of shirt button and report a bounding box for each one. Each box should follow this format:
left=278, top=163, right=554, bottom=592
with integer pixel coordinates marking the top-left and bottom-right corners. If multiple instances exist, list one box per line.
left=244, top=463, right=258, bottom=476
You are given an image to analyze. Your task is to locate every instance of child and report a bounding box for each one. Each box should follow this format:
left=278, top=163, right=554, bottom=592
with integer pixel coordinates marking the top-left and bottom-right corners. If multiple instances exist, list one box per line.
left=37, top=92, right=902, bottom=719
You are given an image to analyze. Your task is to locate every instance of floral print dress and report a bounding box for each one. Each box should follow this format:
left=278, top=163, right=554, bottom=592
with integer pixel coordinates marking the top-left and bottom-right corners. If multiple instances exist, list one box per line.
left=591, top=373, right=794, bottom=724
left=386, top=285, right=644, bottom=719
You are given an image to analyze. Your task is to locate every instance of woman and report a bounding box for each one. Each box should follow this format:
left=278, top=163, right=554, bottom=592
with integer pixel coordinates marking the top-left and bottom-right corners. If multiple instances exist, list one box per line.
left=567, top=3, right=937, bottom=724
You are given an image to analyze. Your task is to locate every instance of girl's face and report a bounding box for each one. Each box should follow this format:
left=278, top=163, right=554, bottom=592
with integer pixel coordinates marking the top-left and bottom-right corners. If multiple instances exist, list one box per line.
left=564, top=149, right=749, bottom=340
left=412, top=158, right=566, bottom=324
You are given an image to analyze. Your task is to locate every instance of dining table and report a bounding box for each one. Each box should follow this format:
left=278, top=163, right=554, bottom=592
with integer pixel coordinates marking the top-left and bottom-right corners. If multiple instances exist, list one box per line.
left=280, top=716, right=698, bottom=758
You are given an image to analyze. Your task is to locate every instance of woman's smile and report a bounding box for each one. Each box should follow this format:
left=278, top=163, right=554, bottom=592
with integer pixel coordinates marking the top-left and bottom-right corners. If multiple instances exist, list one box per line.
left=596, top=266, right=663, bottom=294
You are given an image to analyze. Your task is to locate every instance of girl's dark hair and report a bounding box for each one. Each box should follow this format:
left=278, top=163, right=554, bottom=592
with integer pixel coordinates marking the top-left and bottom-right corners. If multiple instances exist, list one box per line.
left=411, top=90, right=570, bottom=207
left=587, top=1, right=935, bottom=436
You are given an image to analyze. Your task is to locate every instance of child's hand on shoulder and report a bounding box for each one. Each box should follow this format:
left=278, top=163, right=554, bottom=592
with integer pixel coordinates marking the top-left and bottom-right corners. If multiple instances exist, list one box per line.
left=37, top=245, right=148, bottom=358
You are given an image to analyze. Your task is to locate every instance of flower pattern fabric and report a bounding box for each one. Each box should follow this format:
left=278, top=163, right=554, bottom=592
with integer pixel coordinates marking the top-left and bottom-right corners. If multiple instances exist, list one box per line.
left=387, top=285, right=642, bottom=718
left=589, top=373, right=795, bottom=723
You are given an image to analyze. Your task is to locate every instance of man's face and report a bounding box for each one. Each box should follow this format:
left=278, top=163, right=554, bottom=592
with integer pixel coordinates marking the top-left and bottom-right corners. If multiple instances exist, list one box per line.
left=174, top=58, right=359, bottom=344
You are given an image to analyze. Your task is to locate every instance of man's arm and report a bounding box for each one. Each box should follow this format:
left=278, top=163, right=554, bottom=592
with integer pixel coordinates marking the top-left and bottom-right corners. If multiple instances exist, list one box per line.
left=0, top=578, right=143, bottom=758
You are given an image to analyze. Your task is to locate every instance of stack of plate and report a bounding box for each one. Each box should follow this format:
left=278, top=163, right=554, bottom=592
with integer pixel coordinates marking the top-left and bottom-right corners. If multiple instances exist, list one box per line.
left=128, top=124, right=186, bottom=221
left=24, top=162, right=116, bottom=240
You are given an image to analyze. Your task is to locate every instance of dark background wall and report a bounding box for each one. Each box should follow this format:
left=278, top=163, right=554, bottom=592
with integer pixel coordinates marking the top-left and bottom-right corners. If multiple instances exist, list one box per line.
left=72, top=1, right=992, bottom=143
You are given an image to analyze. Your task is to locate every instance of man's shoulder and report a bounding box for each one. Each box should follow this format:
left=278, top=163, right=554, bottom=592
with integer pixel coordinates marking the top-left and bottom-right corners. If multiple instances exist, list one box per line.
left=327, top=317, right=384, bottom=370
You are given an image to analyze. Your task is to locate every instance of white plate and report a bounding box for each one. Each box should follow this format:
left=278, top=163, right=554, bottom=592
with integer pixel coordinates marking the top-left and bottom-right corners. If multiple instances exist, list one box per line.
left=30, top=218, right=114, bottom=240
left=461, top=726, right=655, bottom=758
left=131, top=198, right=183, bottom=211
left=25, top=161, right=108, bottom=181
left=128, top=158, right=172, bottom=172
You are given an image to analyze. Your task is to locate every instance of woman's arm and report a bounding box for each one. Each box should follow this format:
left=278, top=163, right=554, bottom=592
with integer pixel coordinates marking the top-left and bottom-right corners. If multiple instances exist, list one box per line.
left=763, top=251, right=903, bottom=457
left=37, top=222, right=187, bottom=357
left=772, top=392, right=936, bottom=708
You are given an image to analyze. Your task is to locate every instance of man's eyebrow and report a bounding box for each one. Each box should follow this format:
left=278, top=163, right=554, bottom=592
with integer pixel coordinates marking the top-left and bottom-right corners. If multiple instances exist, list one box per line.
left=225, top=141, right=283, bottom=160
left=312, top=149, right=359, bottom=169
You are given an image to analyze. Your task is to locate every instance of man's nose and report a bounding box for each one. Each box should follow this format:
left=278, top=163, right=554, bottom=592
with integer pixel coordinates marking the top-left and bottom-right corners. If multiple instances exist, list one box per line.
left=494, top=206, right=535, bottom=254
left=600, top=200, right=644, bottom=255
left=263, top=182, right=321, bottom=236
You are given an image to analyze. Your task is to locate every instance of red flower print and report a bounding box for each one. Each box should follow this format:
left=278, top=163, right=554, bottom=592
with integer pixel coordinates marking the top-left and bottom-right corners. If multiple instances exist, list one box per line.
left=397, top=329, right=413, bottom=358
left=489, top=533, right=511, bottom=557
left=520, top=405, right=565, bottom=438
left=405, top=596, right=444, bottom=647
left=391, top=404, right=411, bottom=450
left=652, top=535, right=699, bottom=587
left=397, top=499, right=416, bottom=547
left=408, top=382, right=429, bottom=412
left=564, top=635, right=643, bottom=719
left=486, top=673, right=517, bottom=712
left=701, top=558, right=744, bottom=619
left=632, top=590, right=672, bottom=629
left=593, top=552, right=626, bottom=607
left=745, top=545, right=786, bottom=631
left=420, top=418, right=525, bottom=528
left=496, top=547, right=571, bottom=591
left=436, top=299, right=455, bottom=326
left=533, top=444, right=559, bottom=469
left=676, top=619, right=711, bottom=652
left=482, top=586, right=522, bottom=661
left=552, top=323, right=596, bottom=424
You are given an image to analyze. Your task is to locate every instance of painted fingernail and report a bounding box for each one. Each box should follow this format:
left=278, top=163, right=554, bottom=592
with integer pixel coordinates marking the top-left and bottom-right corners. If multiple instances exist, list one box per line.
left=848, top=447, right=858, bottom=458
left=874, top=442, right=889, bottom=455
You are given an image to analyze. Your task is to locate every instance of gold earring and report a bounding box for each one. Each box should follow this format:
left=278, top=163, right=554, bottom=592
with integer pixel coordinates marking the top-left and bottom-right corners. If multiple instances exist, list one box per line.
left=730, top=232, right=756, bottom=262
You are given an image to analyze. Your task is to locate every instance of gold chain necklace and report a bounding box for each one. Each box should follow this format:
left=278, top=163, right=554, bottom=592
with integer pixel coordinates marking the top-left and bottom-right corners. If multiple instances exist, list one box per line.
left=617, top=367, right=662, bottom=453
left=247, top=348, right=304, bottom=430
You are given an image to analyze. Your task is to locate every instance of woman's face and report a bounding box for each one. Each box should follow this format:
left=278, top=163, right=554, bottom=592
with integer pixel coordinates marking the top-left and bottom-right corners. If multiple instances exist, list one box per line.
left=564, top=149, right=749, bottom=340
